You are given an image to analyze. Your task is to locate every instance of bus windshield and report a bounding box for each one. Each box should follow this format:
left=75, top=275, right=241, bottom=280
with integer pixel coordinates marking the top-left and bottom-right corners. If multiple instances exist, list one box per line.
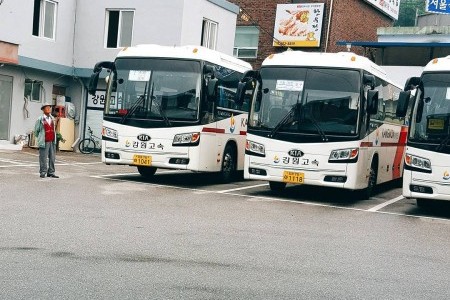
left=409, top=73, right=450, bottom=145
left=249, top=67, right=361, bottom=136
left=105, top=58, right=201, bottom=123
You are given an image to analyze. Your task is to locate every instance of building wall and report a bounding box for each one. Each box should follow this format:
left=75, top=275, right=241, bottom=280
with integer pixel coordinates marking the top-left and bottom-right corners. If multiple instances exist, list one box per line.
left=0, top=0, right=77, bottom=67
left=180, top=0, right=238, bottom=55
left=329, top=0, right=392, bottom=55
left=229, top=0, right=393, bottom=68
left=74, top=0, right=185, bottom=69
left=0, top=0, right=238, bottom=145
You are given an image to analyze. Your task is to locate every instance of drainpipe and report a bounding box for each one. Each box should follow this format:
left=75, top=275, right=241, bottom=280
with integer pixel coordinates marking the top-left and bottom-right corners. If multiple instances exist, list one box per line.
left=325, top=0, right=334, bottom=53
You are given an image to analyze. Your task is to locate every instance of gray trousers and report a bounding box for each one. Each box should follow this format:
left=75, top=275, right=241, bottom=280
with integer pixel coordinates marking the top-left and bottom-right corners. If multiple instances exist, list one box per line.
left=39, top=142, right=56, bottom=176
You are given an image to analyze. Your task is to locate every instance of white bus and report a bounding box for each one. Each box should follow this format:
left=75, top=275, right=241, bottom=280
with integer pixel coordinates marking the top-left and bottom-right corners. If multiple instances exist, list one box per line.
left=88, top=45, right=252, bottom=182
left=397, top=56, right=450, bottom=206
left=237, top=51, right=406, bottom=199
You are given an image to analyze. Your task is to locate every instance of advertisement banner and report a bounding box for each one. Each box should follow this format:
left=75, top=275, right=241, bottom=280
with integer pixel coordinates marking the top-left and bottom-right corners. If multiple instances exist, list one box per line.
left=273, top=3, right=324, bottom=48
left=426, top=0, right=450, bottom=14
left=363, top=0, right=401, bottom=20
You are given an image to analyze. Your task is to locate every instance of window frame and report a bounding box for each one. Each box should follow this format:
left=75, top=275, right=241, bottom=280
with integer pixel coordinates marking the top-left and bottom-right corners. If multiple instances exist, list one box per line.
left=24, top=79, right=43, bottom=102
left=201, top=19, right=218, bottom=50
left=104, top=9, right=135, bottom=49
left=32, top=0, right=57, bottom=40
left=233, top=26, right=259, bottom=59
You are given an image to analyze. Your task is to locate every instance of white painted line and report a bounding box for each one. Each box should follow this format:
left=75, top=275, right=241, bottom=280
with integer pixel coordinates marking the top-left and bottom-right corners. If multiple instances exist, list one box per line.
left=216, top=183, right=269, bottom=194
left=367, top=195, right=404, bottom=212
left=90, top=174, right=212, bottom=194
left=0, top=161, right=102, bottom=168
left=98, top=170, right=181, bottom=177
left=93, top=173, right=450, bottom=223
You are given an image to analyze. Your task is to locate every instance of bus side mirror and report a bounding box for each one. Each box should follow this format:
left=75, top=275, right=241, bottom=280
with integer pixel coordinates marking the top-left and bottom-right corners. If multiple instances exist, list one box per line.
left=367, top=90, right=379, bottom=115
left=396, top=91, right=411, bottom=118
left=235, top=81, right=247, bottom=106
left=235, top=70, right=258, bottom=106
left=88, top=72, right=100, bottom=96
left=403, top=76, right=420, bottom=91
left=363, top=74, right=376, bottom=89
left=88, top=61, right=115, bottom=95
left=207, top=78, right=218, bottom=102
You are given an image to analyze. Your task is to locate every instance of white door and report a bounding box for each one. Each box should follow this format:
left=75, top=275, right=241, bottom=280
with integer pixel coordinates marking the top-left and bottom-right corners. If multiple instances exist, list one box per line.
left=0, top=75, right=13, bottom=140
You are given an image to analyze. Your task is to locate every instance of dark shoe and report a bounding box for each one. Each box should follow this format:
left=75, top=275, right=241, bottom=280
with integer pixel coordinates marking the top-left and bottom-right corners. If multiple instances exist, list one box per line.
left=40, top=174, right=45, bottom=178
left=47, top=174, right=59, bottom=178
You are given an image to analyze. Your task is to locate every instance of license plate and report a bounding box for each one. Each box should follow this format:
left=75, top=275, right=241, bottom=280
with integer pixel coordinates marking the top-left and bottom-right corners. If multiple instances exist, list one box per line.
left=133, top=155, right=152, bottom=166
left=283, top=171, right=304, bottom=184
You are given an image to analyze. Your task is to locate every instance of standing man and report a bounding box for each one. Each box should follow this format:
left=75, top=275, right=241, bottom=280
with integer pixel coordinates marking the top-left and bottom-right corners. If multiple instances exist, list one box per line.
left=34, top=103, right=59, bottom=178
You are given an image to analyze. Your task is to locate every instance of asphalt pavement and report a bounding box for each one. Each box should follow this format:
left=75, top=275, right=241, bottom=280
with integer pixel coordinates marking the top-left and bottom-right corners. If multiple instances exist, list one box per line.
left=1, top=148, right=449, bottom=299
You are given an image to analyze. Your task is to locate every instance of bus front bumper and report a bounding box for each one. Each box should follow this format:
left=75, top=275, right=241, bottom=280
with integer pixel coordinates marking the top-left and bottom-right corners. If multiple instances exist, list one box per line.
left=402, top=170, right=450, bottom=201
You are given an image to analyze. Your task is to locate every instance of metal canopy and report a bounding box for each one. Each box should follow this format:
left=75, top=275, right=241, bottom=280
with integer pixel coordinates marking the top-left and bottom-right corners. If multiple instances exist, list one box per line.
left=336, top=40, right=450, bottom=66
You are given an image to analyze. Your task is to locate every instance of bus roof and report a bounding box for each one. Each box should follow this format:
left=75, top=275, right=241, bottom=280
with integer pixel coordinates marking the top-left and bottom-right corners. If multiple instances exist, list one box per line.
left=117, top=44, right=252, bottom=73
left=423, top=56, right=450, bottom=72
left=261, top=51, right=399, bottom=87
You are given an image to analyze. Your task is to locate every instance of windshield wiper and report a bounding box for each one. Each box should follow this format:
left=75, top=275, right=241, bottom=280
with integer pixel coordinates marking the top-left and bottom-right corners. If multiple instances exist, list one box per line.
left=268, top=102, right=300, bottom=138
left=120, top=80, right=148, bottom=124
left=120, top=94, right=145, bottom=124
left=436, top=133, right=450, bottom=151
left=304, top=114, right=328, bottom=142
left=151, top=96, right=171, bottom=127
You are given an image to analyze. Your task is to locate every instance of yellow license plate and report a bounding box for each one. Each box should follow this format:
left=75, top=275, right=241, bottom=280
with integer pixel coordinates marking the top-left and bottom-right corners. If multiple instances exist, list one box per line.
left=133, top=155, right=152, bottom=166
left=283, top=171, right=304, bottom=184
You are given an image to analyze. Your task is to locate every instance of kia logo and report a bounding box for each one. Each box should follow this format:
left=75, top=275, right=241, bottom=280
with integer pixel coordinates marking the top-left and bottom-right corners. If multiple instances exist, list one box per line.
left=137, top=134, right=151, bottom=141
left=288, top=149, right=304, bottom=157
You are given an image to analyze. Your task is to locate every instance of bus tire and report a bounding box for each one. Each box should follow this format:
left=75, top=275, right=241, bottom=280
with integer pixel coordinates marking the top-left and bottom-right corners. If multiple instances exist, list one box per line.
left=220, top=144, right=236, bottom=183
left=137, top=166, right=157, bottom=179
left=269, top=181, right=286, bottom=192
left=355, top=159, right=378, bottom=200
left=416, top=198, right=429, bottom=208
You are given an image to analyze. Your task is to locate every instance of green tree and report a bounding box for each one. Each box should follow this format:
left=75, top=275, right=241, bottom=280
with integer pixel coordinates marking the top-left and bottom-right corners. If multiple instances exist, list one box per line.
left=394, top=0, right=427, bottom=26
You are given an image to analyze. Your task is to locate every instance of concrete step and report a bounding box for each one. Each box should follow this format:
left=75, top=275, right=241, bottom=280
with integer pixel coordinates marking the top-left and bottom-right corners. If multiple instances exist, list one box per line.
left=0, top=140, right=23, bottom=151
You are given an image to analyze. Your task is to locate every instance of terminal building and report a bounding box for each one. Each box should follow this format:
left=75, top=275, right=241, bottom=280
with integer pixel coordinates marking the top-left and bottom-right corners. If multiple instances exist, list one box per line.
left=0, top=0, right=239, bottom=149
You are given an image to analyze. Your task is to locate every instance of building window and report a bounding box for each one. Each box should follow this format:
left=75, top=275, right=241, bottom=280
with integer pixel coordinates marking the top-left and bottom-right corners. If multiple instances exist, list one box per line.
left=24, top=79, right=43, bottom=102
left=201, top=19, right=218, bottom=50
left=233, top=26, right=259, bottom=59
left=105, top=10, right=134, bottom=48
left=32, top=0, right=57, bottom=39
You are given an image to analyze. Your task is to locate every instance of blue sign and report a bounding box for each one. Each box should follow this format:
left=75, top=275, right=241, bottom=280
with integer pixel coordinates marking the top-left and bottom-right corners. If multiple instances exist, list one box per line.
left=427, top=0, right=450, bottom=14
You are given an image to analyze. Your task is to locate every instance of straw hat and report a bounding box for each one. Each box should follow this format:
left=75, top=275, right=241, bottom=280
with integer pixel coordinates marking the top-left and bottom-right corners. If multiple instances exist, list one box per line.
left=41, top=103, right=52, bottom=110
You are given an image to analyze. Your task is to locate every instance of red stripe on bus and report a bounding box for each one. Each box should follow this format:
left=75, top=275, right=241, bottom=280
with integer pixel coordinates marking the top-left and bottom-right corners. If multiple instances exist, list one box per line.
left=202, top=127, right=226, bottom=133
left=392, top=126, right=408, bottom=179
left=360, top=142, right=407, bottom=148
left=240, top=131, right=247, bottom=135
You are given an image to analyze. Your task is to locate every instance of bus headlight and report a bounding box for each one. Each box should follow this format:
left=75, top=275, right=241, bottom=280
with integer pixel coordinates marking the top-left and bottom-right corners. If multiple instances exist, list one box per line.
left=404, top=153, right=431, bottom=173
left=329, top=148, right=359, bottom=163
left=245, top=140, right=265, bottom=157
left=172, top=132, right=200, bottom=146
left=102, top=126, right=118, bottom=141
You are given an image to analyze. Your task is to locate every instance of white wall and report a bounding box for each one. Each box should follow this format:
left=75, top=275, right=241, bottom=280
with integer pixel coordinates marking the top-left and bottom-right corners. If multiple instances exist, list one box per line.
left=73, top=0, right=185, bottom=69
left=0, top=0, right=77, bottom=67
left=180, top=0, right=238, bottom=55
left=3, top=66, right=82, bottom=140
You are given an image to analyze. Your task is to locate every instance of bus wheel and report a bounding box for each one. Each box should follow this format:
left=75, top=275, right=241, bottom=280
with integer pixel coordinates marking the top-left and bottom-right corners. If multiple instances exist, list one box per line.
left=416, top=198, right=429, bottom=208
left=269, top=181, right=286, bottom=192
left=220, top=145, right=236, bottom=183
left=361, top=161, right=378, bottom=199
left=137, top=166, right=157, bottom=179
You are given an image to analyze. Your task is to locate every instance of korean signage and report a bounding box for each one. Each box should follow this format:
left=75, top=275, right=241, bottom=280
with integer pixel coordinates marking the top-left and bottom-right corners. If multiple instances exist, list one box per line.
left=88, top=90, right=115, bottom=109
left=273, top=3, right=324, bottom=48
left=426, top=0, right=450, bottom=14
left=363, top=0, right=401, bottom=20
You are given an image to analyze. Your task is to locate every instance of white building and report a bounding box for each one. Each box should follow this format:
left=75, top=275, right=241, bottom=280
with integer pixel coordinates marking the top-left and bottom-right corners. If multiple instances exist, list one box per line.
left=0, top=0, right=239, bottom=149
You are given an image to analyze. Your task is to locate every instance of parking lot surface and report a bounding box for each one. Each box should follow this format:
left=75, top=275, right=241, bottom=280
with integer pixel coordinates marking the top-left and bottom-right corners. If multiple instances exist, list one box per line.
left=1, top=148, right=449, bottom=299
